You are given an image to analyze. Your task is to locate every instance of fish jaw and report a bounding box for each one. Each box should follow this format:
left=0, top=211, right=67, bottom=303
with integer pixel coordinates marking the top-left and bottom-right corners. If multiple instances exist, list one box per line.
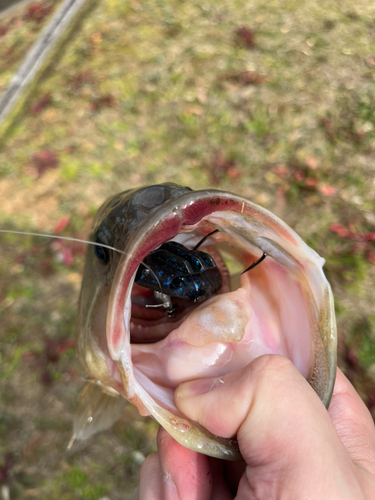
left=104, top=189, right=337, bottom=460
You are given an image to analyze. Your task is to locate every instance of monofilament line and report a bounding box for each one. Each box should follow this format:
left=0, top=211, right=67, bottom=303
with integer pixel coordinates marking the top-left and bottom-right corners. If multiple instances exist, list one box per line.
left=0, top=229, right=126, bottom=256
left=0, top=229, right=165, bottom=294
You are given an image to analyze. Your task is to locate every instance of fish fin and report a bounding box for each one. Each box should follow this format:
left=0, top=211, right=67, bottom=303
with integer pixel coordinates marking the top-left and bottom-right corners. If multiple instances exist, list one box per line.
left=72, top=381, right=127, bottom=443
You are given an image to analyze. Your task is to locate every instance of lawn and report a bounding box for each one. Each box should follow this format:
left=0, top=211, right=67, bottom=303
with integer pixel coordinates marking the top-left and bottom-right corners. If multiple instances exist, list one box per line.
left=0, top=0, right=374, bottom=498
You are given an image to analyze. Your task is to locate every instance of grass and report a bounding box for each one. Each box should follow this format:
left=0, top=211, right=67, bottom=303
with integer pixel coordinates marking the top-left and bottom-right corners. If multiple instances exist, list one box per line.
left=0, top=0, right=374, bottom=497
left=0, top=0, right=62, bottom=93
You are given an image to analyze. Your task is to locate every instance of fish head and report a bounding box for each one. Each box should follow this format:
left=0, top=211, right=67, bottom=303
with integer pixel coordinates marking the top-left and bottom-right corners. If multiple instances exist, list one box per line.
left=77, top=183, right=192, bottom=387
left=77, top=184, right=337, bottom=460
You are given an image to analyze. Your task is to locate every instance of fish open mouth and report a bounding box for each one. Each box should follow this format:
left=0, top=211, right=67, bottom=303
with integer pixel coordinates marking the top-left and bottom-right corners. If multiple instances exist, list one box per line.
left=129, top=245, right=231, bottom=344
left=106, top=190, right=337, bottom=460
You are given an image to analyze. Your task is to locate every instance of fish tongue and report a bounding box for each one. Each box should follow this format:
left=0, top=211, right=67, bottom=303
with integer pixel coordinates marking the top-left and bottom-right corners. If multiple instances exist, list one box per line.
left=169, top=287, right=252, bottom=347
left=131, top=287, right=254, bottom=390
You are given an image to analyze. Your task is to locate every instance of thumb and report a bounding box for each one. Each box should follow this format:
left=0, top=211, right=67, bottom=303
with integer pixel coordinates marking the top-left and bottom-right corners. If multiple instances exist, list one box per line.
left=175, top=355, right=363, bottom=498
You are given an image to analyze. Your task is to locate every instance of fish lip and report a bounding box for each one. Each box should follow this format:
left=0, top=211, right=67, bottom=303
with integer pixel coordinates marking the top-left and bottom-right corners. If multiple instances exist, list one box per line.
left=106, top=190, right=336, bottom=456
left=107, top=188, right=336, bottom=399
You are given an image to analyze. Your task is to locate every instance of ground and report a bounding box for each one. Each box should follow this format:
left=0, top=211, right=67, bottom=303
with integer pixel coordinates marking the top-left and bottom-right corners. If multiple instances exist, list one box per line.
left=0, top=0, right=375, bottom=498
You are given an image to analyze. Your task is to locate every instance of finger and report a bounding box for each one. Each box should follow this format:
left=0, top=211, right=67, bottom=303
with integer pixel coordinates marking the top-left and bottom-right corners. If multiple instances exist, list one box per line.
left=176, top=355, right=364, bottom=498
left=208, top=458, right=235, bottom=500
left=157, top=426, right=213, bottom=500
left=156, top=427, right=233, bottom=500
left=139, top=452, right=163, bottom=500
left=329, top=368, right=375, bottom=474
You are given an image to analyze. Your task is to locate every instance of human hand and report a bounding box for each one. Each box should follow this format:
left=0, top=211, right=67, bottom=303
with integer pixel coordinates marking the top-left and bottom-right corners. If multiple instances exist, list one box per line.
left=139, top=355, right=375, bottom=499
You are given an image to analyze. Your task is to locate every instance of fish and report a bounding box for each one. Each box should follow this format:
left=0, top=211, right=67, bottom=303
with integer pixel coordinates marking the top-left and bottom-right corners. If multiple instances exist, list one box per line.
left=73, top=182, right=337, bottom=461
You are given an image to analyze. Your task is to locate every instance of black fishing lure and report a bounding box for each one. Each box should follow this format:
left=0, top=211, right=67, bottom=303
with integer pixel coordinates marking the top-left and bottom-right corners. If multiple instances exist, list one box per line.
left=135, top=229, right=266, bottom=318
left=135, top=240, right=222, bottom=303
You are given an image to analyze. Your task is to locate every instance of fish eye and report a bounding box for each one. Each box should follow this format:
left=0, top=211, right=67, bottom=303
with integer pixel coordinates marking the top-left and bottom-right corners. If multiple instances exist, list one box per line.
left=95, top=244, right=109, bottom=264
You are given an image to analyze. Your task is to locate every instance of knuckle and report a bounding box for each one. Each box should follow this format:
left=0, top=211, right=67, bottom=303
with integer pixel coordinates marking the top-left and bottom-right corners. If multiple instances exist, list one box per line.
left=250, top=354, right=295, bottom=378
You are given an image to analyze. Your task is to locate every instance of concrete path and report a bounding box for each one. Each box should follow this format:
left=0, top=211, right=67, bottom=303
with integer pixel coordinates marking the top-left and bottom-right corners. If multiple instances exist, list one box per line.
left=0, top=0, right=90, bottom=129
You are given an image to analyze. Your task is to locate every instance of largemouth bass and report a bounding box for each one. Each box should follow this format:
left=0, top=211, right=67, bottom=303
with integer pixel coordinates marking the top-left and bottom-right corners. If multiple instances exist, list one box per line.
left=74, top=183, right=337, bottom=461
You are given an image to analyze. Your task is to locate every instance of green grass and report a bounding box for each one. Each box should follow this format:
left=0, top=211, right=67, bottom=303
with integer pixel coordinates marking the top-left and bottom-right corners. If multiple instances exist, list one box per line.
left=0, top=0, right=374, bottom=497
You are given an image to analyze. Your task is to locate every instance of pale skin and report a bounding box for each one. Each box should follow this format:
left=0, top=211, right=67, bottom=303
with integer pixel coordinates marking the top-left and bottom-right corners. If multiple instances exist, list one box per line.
left=139, top=355, right=375, bottom=500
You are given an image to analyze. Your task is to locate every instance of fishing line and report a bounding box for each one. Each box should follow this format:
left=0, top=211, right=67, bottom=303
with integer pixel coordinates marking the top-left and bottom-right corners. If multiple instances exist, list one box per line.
left=0, top=229, right=165, bottom=295
left=138, top=261, right=163, bottom=297
left=0, top=229, right=126, bottom=256
left=1, top=229, right=267, bottom=307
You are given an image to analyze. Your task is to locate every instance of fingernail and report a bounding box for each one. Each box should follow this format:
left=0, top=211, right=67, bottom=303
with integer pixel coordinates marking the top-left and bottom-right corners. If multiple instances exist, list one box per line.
left=177, top=376, right=223, bottom=398
left=162, top=474, right=180, bottom=500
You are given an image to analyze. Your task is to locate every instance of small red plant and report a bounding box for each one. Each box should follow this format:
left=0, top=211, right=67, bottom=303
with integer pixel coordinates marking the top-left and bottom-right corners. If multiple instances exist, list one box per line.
left=30, top=149, right=59, bottom=177
left=207, top=153, right=239, bottom=185
left=69, top=70, right=92, bottom=89
left=220, top=71, right=265, bottom=85
left=90, top=94, right=117, bottom=111
left=235, top=26, right=255, bottom=48
left=25, top=3, right=52, bottom=23
left=54, top=216, right=71, bottom=234
left=330, top=223, right=375, bottom=264
left=22, top=338, right=76, bottom=386
left=30, top=93, right=51, bottom=114
left=0, top=453, right=14, bottom=484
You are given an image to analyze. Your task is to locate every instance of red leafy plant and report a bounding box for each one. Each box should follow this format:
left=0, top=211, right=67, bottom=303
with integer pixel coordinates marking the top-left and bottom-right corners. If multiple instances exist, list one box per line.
left=50, top=237, right=85, bottom=267
left=30, top=93, right=51, bottom=114
left=90, top=94, right=117, bottom=111
left=30, top=149, right=59, bottom=177
left=269, top=160, right=336, bottom=199
left=68, top=70, right=93, bottom=91
left=234, top=26, right=256, bottom=48
left=22, top=338, right=76, bottom=386
left=24, top=3, right=52, bottom=23
left=54, top=216, right=71, bottom=234
left=330, top=224, right=375, bottom=264
left=219, top=71, right=265, bottom=86
left=206, top=152, right=241, bottom=185
left=0, top=453, right=14, bottom=485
